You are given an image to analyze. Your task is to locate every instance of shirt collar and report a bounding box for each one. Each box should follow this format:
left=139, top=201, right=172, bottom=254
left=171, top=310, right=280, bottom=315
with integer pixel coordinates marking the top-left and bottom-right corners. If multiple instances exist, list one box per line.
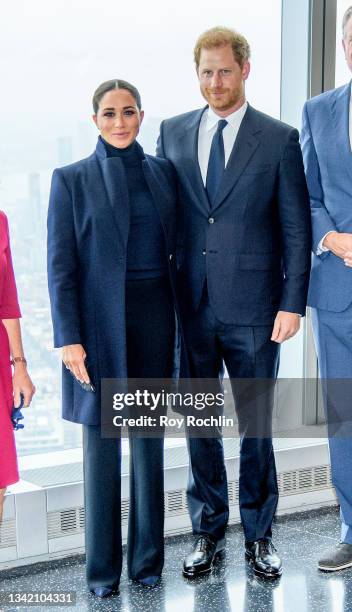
left=205, top=100, right=248, bottom=132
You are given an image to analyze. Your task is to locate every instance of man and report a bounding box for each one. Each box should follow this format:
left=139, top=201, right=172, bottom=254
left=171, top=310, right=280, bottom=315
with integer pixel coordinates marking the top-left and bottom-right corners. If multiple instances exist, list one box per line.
left=301, top=6, right=352, bottom=573
left=157, top=26, right=311, bottom=578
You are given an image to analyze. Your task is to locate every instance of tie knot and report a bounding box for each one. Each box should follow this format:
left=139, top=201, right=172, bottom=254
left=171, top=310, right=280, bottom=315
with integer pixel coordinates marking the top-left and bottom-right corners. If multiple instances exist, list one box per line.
left=217, top=119, right=228, bottom=132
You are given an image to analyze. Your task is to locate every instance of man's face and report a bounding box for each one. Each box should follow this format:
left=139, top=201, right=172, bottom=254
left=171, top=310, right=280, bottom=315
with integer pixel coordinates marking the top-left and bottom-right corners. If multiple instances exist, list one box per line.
left=343, top=16, right=352, bottom=72
left=197, top=44, right=250, bottom=115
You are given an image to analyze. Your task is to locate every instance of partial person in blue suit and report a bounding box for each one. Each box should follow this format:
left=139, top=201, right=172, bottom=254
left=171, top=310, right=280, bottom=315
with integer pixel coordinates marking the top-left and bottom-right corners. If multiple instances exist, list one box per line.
left=47, top=79, right=183, bottom=597
left=157, top=26, right=311, bottom=579
left=301, top=5, right=352, bottom=573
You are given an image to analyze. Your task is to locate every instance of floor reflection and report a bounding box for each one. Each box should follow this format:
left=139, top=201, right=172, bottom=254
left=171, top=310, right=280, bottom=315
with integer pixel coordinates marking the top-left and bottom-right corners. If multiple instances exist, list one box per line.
left=1, top=507, right=352, bottom=611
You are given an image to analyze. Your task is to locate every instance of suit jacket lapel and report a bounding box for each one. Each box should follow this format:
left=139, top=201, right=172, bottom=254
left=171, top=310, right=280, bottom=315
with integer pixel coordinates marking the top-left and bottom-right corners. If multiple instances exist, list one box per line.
left=331, top=82, right=352, bottom=182
left=95, top=139, right=130, bottom=249
left=177, top=108, right=211, bottom=214
left=211, top=105, right=261, bottom=212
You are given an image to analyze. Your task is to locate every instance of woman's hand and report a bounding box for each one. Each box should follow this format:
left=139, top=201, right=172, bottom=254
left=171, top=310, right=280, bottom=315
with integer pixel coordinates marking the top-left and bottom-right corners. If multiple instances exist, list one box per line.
left=13, top=363, right=36, bottom=408
left=62, top=344, right=90, bottom=383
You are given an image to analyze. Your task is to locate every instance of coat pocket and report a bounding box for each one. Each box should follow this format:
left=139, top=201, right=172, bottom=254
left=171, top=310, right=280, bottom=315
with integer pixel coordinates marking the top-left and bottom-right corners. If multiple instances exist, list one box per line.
left=242, top=163, right=272, bottom=175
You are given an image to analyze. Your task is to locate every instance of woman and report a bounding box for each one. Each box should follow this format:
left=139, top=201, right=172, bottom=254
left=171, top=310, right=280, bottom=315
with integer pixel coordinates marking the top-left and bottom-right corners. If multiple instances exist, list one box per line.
left=47, top=80, right=183, bottom=597
left=0, top=211, right=35, bottom=523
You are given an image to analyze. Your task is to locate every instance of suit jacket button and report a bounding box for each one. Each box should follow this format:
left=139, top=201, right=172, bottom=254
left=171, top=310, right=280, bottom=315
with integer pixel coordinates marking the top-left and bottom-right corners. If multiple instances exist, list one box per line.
left=208, top=217, right=215, bottom=224
left=202, top=250, right=206, bottom=255
left=169, top=253, right=173, bottom=260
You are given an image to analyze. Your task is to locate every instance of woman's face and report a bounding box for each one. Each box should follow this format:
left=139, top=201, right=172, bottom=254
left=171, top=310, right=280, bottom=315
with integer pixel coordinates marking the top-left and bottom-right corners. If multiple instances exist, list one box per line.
left=93, top=88, right=144, bottom=148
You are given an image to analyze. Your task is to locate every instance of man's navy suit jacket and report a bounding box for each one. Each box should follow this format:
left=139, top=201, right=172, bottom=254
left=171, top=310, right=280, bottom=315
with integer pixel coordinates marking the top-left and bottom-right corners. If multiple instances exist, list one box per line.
left=157, top=104, right=312, bottom=325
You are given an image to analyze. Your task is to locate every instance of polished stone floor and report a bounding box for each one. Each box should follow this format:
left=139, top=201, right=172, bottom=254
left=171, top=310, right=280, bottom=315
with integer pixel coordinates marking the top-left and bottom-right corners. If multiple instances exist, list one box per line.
left=1, top=506, right=352, bottom=611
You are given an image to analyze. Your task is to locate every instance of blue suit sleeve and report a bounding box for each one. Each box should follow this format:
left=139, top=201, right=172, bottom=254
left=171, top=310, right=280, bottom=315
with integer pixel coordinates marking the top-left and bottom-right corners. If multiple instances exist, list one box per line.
left=301, top=102, right=336, bottom=256
left=47, top=168, right=82, bottom=348
left=277, top=128, right=312, bottom=315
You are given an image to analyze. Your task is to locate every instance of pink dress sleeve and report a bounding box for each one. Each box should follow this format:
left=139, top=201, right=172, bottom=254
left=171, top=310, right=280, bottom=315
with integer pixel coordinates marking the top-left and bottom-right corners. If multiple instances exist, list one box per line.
left=0, top=211, right=21, bottom=319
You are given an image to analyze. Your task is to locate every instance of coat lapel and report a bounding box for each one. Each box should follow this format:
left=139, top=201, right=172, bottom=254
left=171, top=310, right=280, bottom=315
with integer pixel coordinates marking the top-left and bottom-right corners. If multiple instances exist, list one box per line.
left=142, top=157, right=174, bottom=242
left=331, top=82, right=352, bottom=183
left=211, top=105, right=261, bottom=212
left=94, top=138, right=130, bottom=249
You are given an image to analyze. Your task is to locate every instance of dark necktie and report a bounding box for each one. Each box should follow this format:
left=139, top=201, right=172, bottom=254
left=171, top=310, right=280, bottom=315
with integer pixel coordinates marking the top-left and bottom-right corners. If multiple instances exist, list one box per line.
left=206, top=119, right=228, bottom=207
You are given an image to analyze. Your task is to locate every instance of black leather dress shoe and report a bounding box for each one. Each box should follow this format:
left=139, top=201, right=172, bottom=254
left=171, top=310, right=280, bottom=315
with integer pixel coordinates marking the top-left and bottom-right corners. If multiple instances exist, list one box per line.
left=245, top=539, right=282, bottom=578
left=183, top=535, right=225, bottom=578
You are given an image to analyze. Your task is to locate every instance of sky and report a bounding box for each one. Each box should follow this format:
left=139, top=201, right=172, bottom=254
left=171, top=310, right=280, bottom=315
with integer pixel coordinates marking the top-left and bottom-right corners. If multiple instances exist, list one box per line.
left=1, top=0, right=350, bottom=171
left=0, top=0, right=282, bottom=174
left=0, top=0, right=281, bottom=119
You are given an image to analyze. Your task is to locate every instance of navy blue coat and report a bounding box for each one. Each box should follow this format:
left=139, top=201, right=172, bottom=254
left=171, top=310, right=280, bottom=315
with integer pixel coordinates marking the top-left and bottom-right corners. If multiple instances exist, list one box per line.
left=157, top=104, right=312, bottom=324
left=47, top=138, right=181, bottom=425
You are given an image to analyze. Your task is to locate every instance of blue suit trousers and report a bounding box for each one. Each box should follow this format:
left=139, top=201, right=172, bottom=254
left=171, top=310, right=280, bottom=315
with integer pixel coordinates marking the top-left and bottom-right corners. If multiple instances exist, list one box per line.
left=311, top=304, right=352, bottom=544
left=184, top=287, right=280, bottom=542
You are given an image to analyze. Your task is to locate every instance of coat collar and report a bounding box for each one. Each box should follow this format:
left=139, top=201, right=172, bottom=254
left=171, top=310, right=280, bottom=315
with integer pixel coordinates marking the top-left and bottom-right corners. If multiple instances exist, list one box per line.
left=93, top=138, right=173, bottom=248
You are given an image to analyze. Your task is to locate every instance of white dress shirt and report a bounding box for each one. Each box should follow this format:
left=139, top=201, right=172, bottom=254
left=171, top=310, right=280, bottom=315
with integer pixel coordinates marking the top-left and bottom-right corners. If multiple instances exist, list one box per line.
left=198, top=101, right=248, bottom=185
left=317, top=82, right=352, bottom=255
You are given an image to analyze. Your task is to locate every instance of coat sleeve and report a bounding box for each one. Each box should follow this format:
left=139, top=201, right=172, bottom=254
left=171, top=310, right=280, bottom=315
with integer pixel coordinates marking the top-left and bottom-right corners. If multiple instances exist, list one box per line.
left=0, top=213, right=21, bottom=319
left=277, top=127, right=312, bottom=316
left=301, top=102, right=336, bottom=256
left=47, top=169, right=82, bottom=348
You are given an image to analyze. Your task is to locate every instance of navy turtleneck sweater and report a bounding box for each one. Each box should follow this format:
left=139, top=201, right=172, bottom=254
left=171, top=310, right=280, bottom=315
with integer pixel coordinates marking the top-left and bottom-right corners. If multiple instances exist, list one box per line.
left=101, top=137, right=167, bottom=280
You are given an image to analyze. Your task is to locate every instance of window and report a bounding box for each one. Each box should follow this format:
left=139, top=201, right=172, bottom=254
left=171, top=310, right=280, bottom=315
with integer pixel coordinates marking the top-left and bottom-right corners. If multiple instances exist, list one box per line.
left=1, top=0, right=282, bottom=456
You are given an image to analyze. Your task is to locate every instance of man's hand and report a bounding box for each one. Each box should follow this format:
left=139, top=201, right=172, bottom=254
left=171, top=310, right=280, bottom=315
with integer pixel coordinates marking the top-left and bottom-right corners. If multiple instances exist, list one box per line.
left=271, top=311, right=301, bottom=344
left=323, top=231, right=352, bottom=259
left=62, top=344, right=90, bottom=383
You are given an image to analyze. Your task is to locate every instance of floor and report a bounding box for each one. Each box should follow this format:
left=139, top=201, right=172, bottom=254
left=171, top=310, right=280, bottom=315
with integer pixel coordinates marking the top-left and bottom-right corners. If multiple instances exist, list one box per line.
left=1, top=506, right=352, bottom=611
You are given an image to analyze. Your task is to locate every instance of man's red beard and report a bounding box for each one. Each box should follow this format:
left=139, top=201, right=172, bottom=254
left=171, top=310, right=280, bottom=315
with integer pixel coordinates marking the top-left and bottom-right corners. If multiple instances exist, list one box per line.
left=202, top=86, right=243, bottom=111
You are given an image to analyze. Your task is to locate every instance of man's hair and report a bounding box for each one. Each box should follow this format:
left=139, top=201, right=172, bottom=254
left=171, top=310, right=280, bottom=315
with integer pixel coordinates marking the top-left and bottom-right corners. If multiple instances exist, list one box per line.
left=92, top=79, right=142, bottom=113
left=342, top=6, right=352, bottom=37
left=194, top=26, right=250, bottom=69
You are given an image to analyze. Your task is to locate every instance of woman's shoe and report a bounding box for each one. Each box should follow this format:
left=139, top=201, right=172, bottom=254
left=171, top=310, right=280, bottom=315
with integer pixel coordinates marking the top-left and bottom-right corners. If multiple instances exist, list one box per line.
left=134, top=575, right=161, bottom=587
left=91, top=586, right=119, bottom=598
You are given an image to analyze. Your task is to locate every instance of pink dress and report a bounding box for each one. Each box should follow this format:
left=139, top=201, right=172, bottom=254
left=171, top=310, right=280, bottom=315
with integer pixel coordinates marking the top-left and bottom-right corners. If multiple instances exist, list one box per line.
left=0, top=211, right=21, bottom=488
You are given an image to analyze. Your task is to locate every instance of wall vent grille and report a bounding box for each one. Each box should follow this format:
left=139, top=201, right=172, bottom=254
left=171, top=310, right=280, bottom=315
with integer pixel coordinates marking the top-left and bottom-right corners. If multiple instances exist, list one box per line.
left=277, top=464, right=332, bottom=496
left=0, top=519, right=16, bottom=549
left=121, top=499, right=129, bottom=522
left=48, top=507, right=85, bottom=539
left=46, top=465, right=333, bottom=539
left=165, top=489, right=186, bottom=515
